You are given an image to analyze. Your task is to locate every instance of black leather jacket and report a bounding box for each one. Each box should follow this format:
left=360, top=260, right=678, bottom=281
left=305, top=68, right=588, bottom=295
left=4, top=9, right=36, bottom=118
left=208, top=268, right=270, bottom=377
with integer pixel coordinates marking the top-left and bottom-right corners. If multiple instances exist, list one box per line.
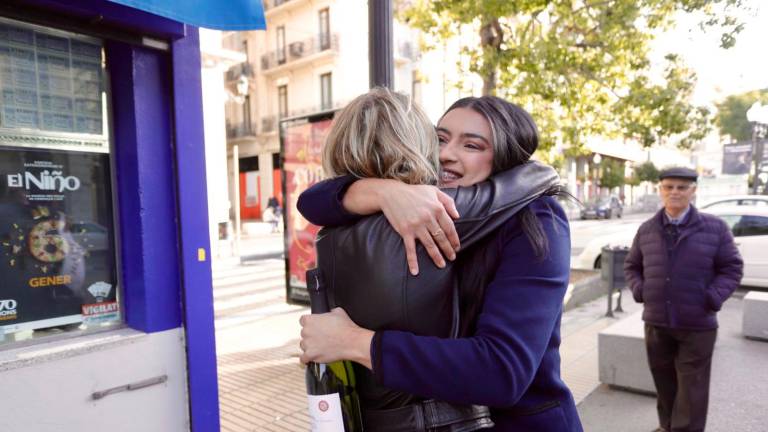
left=313, top=161, right=560, bottom=416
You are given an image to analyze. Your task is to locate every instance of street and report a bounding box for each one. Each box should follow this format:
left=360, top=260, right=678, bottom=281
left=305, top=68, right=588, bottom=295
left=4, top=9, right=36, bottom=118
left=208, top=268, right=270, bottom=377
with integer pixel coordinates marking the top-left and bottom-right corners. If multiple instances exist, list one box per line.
left=569, top=212, right=652, bottom=257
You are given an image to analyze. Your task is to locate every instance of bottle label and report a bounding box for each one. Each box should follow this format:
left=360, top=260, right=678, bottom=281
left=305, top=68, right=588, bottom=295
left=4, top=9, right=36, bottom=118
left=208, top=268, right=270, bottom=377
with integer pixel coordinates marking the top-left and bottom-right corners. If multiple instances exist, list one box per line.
left=307, top=392, right=345, bottom=431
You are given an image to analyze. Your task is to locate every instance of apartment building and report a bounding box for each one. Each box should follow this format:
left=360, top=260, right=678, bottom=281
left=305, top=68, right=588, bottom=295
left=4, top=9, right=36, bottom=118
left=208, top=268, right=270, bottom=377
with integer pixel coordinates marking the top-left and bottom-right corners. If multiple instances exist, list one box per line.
left=215, top=0, right=424, bottom=228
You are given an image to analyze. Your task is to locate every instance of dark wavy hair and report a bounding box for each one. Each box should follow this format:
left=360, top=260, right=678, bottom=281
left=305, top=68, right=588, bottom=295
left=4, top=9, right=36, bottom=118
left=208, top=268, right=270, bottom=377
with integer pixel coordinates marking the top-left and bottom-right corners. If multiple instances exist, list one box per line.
left=442, top=97, right=566, bottom=335
left=442, top=96, right=559, bottom=259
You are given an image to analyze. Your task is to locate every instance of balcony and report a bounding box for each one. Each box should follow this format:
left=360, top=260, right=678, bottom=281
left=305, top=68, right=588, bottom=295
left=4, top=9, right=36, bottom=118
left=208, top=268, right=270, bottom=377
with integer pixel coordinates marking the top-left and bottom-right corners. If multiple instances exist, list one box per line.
left=226, top=122, right=256, bottom=140
left=261, top=116, right=278, bottom=134
left=225, top=62, right=254, bottom=82
left=263, top=0, right=307, bottom=16
left=263, top=0, right=294, bottom=10
left=260, top=34, right=338, bottom=73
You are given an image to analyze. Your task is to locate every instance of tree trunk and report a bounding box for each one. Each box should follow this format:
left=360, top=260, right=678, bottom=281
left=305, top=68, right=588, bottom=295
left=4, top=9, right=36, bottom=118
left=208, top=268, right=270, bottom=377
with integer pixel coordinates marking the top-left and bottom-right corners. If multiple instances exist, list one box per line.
left=479, top=17, right=503, bottom=96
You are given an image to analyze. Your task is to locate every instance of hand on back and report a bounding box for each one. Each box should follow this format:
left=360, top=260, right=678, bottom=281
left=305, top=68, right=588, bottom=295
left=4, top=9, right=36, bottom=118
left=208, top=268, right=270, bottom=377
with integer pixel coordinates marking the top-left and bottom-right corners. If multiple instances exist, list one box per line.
left=377, top=182, right=461, bottom=275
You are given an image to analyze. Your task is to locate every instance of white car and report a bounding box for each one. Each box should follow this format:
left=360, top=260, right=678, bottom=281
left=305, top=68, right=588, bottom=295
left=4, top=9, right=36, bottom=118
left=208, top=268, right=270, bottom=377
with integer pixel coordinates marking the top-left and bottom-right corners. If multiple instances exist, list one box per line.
left=699, top=195, right=768, bottom=209
left=571, top=206, right=768, bottom=288
left=708, top=206, right=768, bottom=288
left=571, top=224, right=639, bottom=270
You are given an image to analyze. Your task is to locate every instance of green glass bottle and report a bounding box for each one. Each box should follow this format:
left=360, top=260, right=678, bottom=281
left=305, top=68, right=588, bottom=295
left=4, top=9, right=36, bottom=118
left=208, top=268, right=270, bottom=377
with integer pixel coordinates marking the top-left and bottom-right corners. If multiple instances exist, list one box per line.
left=305, top=268, right=364, bottom=431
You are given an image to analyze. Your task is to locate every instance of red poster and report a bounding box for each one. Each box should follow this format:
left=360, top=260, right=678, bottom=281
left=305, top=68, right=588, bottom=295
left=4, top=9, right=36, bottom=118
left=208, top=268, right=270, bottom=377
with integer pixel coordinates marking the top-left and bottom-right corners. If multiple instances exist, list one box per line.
left=282, top=117, right=333, bottom=302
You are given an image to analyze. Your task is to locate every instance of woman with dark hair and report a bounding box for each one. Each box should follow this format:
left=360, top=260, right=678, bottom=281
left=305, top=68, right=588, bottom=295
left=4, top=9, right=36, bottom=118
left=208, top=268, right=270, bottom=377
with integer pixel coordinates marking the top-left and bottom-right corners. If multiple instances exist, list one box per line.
left=299, top=95, right=582, bottom=431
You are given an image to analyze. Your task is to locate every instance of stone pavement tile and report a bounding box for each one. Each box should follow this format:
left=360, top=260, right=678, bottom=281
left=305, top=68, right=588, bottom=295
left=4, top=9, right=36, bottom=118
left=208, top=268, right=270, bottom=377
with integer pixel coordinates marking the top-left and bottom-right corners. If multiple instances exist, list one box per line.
left=559, top=295, right=642, bottom=405
left=278, top=413, right=311, bottom=430
left=237, top=403, right=278, bottom=420
left=214, top=259, right=651, bottom=431
left=223, top=410, right=261, bottom=431
left=220, top=420, right=250, bottom=432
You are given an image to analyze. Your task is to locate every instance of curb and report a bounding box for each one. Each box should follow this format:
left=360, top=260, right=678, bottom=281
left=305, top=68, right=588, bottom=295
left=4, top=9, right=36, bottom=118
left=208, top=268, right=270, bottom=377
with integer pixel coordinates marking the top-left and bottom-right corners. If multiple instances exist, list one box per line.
left=240, top=250, right=284, bottom=262
left=564, top=274, right=606, bottom=311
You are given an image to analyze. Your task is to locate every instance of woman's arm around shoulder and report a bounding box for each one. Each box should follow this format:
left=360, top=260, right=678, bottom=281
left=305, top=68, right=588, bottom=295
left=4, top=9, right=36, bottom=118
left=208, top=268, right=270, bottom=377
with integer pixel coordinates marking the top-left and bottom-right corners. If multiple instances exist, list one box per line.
left=298, top=175, right=461, bottom=274
left=296, top=175, right=362, bottom=227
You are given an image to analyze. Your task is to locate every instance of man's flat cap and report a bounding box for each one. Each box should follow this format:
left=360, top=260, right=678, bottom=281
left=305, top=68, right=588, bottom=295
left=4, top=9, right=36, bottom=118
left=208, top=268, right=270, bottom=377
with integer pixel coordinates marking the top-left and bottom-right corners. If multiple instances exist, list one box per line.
left=659, top=167, right=698, bottom=181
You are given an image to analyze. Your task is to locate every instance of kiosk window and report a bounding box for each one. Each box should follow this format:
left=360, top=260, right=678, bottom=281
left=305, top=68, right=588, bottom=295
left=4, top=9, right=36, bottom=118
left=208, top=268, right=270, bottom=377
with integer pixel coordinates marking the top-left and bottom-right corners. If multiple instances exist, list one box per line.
left=0, top=18, right=119, bottom=347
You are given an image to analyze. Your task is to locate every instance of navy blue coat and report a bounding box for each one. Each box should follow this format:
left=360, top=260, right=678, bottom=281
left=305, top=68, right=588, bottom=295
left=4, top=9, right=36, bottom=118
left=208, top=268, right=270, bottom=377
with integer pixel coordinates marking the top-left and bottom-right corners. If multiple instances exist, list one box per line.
left=623, top=206, right=743, bottom=330
left=299, top=178, right=582, bottom=431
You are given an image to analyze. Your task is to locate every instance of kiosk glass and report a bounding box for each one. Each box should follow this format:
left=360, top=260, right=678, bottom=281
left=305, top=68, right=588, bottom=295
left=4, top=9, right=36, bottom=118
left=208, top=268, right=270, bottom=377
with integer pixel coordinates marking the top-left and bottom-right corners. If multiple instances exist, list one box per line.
left=0, top=18, right=119, bottom=346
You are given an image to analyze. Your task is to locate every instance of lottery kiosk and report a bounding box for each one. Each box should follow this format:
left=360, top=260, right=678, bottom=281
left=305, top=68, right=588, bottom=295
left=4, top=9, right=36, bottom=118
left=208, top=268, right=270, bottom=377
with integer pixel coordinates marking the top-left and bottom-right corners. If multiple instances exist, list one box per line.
left=0, top=1, right=265, bottom=430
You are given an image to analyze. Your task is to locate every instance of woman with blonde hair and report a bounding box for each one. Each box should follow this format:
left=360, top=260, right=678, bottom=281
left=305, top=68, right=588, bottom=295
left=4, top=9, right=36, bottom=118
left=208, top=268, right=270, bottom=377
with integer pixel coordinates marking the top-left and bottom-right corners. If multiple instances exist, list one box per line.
left=301, top=88, right=578, bottom=431
left=322, top=87, right=439, bottom=186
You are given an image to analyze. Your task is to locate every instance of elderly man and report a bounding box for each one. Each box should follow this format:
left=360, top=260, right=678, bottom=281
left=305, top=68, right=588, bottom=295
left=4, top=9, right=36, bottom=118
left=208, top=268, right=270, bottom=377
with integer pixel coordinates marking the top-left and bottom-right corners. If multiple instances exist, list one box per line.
left=624, top=167, right=743, bottom=432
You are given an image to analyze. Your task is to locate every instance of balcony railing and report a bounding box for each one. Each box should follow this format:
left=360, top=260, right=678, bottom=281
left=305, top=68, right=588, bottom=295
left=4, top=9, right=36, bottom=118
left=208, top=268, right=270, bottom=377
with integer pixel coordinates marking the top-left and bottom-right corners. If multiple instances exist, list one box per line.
left=263, top=0, right=296, bottom=10
left=226, top=122, right=256, bottom=139
left=225, top=62, right=254, bottom=82
left=261, top=34, right=338, bottom=71
left=261, top=116, right=277, bottom=134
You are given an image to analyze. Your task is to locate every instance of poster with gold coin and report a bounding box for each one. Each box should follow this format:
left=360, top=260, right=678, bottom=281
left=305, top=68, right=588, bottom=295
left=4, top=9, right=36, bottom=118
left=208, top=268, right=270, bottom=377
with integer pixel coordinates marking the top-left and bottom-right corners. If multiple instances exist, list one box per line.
left=0, top=146, right=118, bottom=332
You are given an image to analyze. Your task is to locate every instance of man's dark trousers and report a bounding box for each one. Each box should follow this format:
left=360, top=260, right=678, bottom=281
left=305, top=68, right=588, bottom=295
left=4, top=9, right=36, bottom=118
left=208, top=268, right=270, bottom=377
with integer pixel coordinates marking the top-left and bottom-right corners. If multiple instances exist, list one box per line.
left=645, top=324, right=718, bottom=432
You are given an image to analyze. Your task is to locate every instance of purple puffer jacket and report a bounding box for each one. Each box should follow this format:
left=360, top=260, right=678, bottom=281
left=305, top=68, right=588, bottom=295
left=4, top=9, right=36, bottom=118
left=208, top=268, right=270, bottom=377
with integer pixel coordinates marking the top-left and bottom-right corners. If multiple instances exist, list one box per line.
left=624, top=206, right=743, bottom=330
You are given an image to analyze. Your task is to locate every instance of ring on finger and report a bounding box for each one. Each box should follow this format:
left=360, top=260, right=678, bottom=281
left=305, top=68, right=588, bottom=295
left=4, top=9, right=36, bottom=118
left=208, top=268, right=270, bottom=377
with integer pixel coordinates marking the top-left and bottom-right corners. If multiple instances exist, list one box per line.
left=432, top=228, right=443, bottom=237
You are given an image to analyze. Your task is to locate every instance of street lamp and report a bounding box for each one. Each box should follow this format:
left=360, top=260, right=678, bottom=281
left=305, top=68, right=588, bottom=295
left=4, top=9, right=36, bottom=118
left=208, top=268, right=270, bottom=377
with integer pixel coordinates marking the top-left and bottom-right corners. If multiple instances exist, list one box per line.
left=592, top=153, right=602, bottom=199
left=236, top=75, right=249, bottom=97
left=231, top=73, right=251, bottom=256
left=746, top=102, right=768, bottom=194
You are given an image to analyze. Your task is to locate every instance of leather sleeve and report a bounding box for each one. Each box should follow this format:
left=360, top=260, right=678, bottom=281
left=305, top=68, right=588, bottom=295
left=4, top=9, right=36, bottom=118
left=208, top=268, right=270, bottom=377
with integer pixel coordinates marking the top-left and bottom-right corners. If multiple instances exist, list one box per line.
left=446, top=161, right=559, bottom=249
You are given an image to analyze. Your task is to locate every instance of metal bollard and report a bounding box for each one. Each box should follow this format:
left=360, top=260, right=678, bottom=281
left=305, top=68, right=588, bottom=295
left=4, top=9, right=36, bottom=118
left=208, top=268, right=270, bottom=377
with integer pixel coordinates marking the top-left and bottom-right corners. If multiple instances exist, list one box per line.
left=601, top=246, right=630, bottom=317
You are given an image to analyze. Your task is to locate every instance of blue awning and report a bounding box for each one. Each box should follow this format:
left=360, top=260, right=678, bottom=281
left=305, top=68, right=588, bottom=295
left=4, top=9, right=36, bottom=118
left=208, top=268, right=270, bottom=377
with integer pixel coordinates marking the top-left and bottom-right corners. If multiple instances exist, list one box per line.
left=107, top=0, right=266, bottom=30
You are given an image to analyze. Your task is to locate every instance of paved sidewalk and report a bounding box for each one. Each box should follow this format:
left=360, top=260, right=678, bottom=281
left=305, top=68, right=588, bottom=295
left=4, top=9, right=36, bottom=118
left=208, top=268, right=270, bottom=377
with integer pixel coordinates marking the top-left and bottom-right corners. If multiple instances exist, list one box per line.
left=211, top=238, right=649, bottom=431
left=212, top=232, right=768, bottom=432
left=213, top=257, right=309, bottom=431
left=559, top=292, right=642, bottom=404
left=578, top=290, right=768, bottom=432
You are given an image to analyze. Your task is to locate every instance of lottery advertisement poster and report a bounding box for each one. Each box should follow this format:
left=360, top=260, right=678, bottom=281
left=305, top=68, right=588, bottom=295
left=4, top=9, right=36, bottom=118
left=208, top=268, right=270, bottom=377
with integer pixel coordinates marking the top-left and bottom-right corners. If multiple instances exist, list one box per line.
left=0, top=146, right=118, bottom=331
left=281, top=115, right=333, bottom=303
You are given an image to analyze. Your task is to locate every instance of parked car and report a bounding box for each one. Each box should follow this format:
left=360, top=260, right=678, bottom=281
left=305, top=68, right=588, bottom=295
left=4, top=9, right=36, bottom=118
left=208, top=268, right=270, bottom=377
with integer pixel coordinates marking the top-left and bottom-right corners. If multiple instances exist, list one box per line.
left=580, top=196, right=623, bottom=220
left=556, top=194, right=583, bottom=220
left=632, top=194, right=662, bottom=213
left=571, top=206, right=768, bottom=288
left=707, top=206, right=768, bottom=288
left=571, top=223, right=640, bottom=270
left=699, top=195, right=768, bottom=210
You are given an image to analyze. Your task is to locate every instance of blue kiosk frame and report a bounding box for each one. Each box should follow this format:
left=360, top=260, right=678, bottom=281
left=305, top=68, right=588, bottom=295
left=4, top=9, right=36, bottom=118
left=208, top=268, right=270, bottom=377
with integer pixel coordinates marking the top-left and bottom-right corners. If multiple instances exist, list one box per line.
left=0, top=1, right=263, bottom=430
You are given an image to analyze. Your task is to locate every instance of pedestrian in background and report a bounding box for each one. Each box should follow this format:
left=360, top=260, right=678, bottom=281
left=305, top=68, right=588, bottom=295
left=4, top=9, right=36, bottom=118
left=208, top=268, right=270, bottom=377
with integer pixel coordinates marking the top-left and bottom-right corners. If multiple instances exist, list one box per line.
left=624, top=167, right=743, bottom=432
left=264, top=196, right=282, bottom=233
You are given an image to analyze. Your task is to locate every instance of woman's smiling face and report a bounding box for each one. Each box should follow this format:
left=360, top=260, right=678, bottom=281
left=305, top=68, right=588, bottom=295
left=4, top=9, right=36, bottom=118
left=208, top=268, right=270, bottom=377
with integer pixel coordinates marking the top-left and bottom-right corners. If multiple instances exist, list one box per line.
left=436, top=107, right=495, bottom=187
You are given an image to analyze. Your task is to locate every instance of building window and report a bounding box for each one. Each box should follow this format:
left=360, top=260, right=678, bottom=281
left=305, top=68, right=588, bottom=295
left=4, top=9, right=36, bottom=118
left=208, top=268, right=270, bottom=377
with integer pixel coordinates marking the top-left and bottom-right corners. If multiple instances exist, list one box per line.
left=242, top=39, right=249, bottom=63
left=278, top=85, right=288, bottom=118
left=318, top=8, right=330, bottom=50
left=276, top=25, right=286, bottom=65
left=243, top=95, right=252, bottom=133
left=320, top=73, right=332, bottom=111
